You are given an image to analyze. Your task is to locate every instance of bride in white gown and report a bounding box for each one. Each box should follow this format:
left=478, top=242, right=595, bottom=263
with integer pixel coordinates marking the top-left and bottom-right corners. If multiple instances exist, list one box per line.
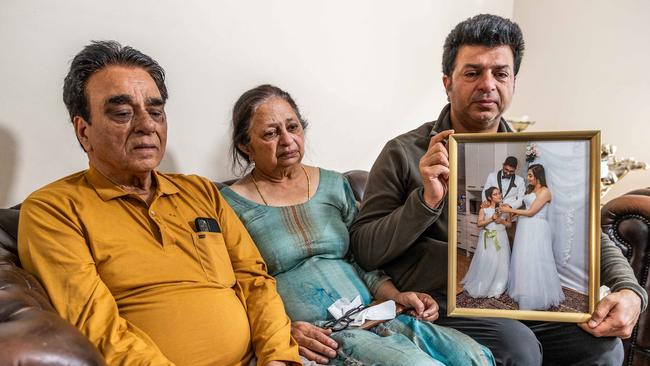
left=500, top=164, right=565, bottom=310
left=462, top=187, right=511, bottom=298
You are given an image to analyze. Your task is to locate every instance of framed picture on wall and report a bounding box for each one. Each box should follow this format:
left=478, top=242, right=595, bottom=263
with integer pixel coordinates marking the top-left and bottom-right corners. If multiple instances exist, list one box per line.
left=447, top=131, right=601, bottom=322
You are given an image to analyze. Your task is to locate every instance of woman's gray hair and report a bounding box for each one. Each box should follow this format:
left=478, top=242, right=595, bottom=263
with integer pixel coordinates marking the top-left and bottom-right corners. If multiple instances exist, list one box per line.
left=230, top=84, right=308, bottom=175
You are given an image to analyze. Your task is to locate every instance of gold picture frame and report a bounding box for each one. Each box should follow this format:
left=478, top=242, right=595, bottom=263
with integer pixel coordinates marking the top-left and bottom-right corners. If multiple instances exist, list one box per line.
left=447, top=131, right=600, bottom=322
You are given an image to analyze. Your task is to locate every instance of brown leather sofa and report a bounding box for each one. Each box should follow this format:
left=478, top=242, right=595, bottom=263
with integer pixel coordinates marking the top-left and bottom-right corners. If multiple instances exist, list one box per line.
left=0, top=205, right=105, bottom=365
left=602, top=188, right=650, bottom=366
left=0, top=173, right=647, bottom=366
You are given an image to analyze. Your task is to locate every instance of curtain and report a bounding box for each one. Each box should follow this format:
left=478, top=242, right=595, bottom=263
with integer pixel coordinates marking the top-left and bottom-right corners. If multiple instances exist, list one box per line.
left=533, top=141, right=589, bottom=294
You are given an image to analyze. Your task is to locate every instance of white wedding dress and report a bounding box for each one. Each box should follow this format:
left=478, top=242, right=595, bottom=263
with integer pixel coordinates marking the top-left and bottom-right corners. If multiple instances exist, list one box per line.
left=461, top=207, right=510, bottom=298
left=508, top=193, right=565, bottom=310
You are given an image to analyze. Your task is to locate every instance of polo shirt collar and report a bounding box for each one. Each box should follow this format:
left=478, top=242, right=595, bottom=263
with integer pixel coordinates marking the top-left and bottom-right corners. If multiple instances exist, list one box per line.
left=429, top=103, right=513, bottom=136
left=86, top=166, right=179, bottom=201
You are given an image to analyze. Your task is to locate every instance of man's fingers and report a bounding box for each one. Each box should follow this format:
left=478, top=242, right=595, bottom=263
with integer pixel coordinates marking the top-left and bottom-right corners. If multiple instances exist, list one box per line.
left=589, top=296, right=617, bottom=328
left=304, top=337, right=337, bottom=358
left=299, top=346, right=331, bottom=365
left=420, top=149, right=449, bottom=168
left=308, top=327, right=338, bottom=350
left=420, top=310, right=439, bottom=322
left=422, top=165, right=450, bottom=181
left=578, top=304, right=636, bottom=339
left=410, top=294, right=425, bottom=314
left=428, top=129, right=455, bottom=149
left=292, top=321, right=338, bottom=359
left=422, top=295, right=439, bottom=314
left=419, top=295, right=439, bottom=320
left=579, top=318, right=623, bottom=338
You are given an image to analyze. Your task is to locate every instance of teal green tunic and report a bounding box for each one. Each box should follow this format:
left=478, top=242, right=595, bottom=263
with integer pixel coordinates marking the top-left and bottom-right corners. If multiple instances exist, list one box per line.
left=222, top=169, right=494, bottom=366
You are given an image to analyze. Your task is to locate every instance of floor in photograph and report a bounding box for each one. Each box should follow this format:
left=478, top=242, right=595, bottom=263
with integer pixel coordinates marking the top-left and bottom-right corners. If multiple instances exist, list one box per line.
left=456, top=249, right=588, bottom=313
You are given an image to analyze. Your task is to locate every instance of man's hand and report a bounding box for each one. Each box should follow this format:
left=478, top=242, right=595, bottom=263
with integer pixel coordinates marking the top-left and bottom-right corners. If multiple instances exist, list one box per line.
left=578, top=289, right=642, bottom=338
left=419, top=129, right=454, bottom=209
left=480, top=200, right=491, bottom=209
left=291, top=321, right=338, bottom=364
left=498, top=205, right=513, bottom=214
left=394, top=291, right=439, bottom=322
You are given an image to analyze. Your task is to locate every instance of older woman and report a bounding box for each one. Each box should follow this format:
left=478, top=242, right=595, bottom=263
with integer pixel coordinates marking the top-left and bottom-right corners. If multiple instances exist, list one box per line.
left=220, top=84, right=494, bottom=366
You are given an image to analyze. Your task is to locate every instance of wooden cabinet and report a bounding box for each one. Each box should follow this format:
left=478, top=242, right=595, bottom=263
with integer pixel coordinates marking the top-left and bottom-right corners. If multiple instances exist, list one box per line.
left=457, top=213, right=481, bottom=256
left=456, top=214, right=468, bottom=255
left=466, top=214, right=480, bottom=254
left=465, top=143, right=496, bottom=191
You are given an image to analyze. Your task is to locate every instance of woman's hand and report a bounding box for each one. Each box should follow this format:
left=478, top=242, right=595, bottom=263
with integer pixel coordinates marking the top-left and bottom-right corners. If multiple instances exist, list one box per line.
left=265, top=362, right=287, bottom=366
left=394, top=291, right=439, bottom=322
left=291, top=321, right=338, bottom=364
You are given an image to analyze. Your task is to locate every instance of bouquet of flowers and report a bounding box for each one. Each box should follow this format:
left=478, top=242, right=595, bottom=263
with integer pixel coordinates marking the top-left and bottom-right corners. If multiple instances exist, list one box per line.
left=525, top=143, right=539, bottom=163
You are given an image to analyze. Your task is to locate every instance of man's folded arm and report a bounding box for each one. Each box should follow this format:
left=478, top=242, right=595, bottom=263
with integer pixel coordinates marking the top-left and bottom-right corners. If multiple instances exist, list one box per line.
left=350, top=140, right=443, bottom=271
left=18, top=197, right=174, bottom=366
left=215, top=190, right=301, bottom=366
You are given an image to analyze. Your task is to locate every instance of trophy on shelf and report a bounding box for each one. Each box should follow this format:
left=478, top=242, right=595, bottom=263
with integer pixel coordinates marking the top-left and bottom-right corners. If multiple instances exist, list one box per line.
left=507, top=116, right=535, bottom=132
left=601, top=144, right=648, bottom=198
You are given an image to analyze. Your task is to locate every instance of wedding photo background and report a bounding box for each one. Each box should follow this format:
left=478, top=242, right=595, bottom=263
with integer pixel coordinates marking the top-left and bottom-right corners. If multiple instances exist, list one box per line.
left=455, top=140, right=591, bottom=313
left=1, top=0, right=649, bottom=208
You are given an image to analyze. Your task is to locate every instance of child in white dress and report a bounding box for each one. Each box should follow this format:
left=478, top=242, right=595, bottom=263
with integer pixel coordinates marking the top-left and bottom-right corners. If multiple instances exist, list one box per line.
left=462, top=187, right=511, bottom=298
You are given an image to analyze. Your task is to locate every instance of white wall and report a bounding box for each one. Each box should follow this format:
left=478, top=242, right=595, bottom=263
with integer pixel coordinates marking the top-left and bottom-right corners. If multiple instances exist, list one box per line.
left=509, top=0, right=650, bottom=203
left=0, top=0, right=514, bottom=206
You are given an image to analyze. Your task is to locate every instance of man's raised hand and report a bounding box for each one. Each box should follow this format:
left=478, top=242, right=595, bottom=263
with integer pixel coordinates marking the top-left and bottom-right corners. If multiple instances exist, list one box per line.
left=419, top=129, right=454, bottom=209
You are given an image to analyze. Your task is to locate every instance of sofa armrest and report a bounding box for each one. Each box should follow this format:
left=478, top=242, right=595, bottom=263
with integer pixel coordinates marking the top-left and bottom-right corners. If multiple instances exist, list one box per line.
left=601, top=189, right=650, bottom=282
left=1, top=208, right=106, bottom=365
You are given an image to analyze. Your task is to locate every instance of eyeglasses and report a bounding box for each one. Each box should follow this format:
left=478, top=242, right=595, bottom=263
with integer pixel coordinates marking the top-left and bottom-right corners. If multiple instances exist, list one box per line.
left=323, top=304, right=368, bottom=332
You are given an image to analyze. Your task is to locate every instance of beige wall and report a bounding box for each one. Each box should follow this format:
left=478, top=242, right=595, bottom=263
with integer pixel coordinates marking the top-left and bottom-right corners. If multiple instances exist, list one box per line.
left=2, top=1, right=646, bottom=207
left=510, top=0, right=650, bottom=203
left=0, top=0, right=513, bottom=207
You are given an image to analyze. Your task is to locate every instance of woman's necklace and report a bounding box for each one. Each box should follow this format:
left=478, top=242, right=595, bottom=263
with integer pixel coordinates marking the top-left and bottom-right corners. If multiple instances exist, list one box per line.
left=250, top=165, right=310, bottom=206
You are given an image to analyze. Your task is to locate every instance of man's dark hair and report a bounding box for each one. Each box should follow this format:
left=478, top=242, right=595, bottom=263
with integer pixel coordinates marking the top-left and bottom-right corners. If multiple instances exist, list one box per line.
left=442, top=14, right=525, bottom=77
left=63, top=40, right=168, bottom=123
left=231, top=84, right=308, bottom=175
left=504, top=156, right=518, bottom=168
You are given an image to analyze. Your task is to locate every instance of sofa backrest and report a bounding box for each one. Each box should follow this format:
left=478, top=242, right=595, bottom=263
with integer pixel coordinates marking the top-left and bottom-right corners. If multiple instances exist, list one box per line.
left=0, top=208, right=20, bottom=265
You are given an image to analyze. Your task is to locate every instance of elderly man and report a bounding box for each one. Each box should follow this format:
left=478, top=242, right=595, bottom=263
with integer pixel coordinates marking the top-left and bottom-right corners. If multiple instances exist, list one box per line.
left=18, top=41, right=300, bottom=366
left=350, top=14, right=646, bottom=365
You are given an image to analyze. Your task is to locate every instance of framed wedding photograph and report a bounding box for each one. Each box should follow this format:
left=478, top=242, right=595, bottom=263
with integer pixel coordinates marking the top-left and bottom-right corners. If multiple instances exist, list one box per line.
left=447, top=131, right=601, bottom=322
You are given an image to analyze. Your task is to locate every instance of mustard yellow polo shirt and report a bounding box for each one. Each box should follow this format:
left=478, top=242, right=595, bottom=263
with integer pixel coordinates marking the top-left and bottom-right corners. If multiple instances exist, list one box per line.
left=18, top=167, right=300, bottom=366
